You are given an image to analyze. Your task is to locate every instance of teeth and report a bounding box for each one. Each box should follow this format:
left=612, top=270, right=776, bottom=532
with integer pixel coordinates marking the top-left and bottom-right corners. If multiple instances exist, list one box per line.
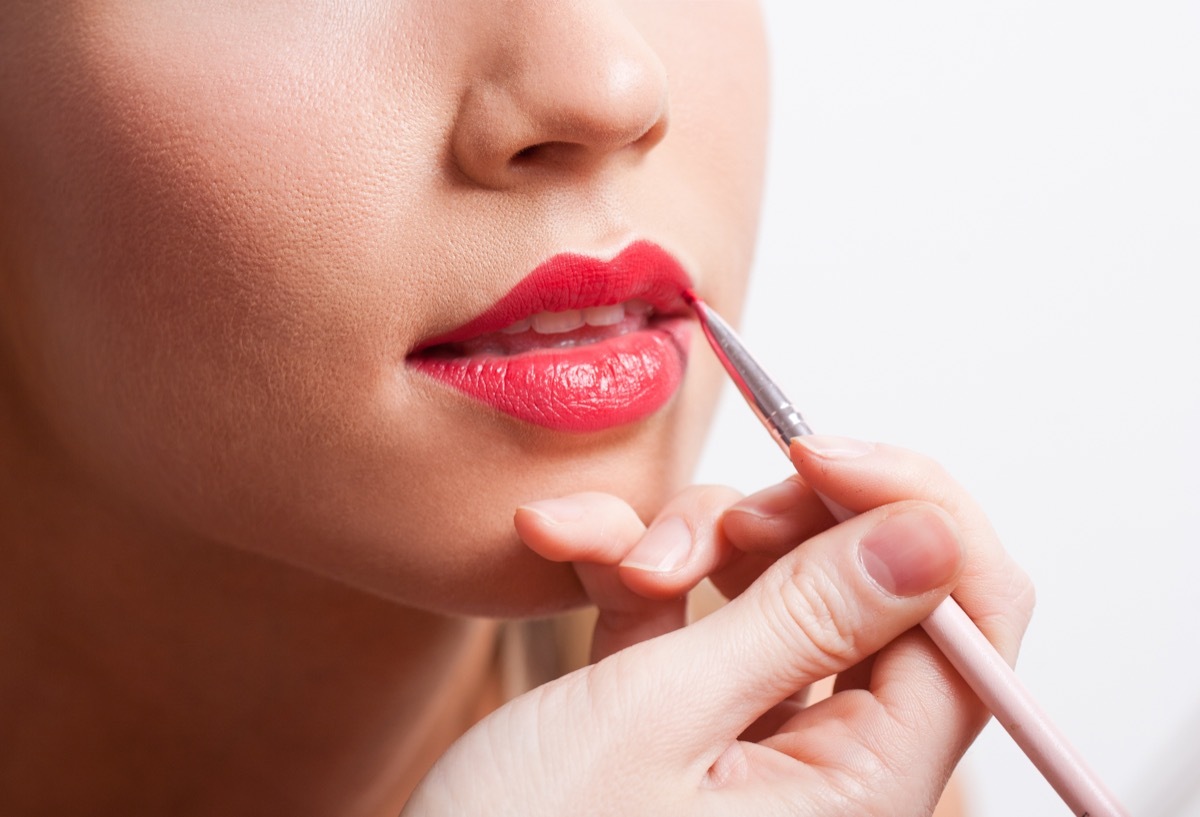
left=493, top=300, right=659, bottom=336
left=581, top=304, right=625, bottom=327
left=530, top=309, right=585, bottom=334
left=500, top=317, right=532, bottom=334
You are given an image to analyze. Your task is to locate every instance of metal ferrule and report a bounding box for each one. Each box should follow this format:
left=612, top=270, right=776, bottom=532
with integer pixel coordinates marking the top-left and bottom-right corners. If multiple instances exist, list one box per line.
left=690, top=299, right=812, bottom=456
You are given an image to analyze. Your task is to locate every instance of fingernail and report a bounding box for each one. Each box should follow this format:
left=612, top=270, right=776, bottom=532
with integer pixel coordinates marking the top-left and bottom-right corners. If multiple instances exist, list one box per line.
left=858, top=508, right=961, bottom=597
left=517, top=497, right=585, bottom=525
left=792, top=435, right=875, bottom=459
left=728, top=478, right=806, bottom=519
left=622, top=516, right=693, bottom=573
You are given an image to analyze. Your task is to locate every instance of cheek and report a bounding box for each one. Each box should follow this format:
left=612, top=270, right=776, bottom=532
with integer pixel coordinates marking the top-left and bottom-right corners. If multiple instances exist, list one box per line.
left=5, top=11, right=440, bottom=537
left=0, top=9, right=597, bottom=615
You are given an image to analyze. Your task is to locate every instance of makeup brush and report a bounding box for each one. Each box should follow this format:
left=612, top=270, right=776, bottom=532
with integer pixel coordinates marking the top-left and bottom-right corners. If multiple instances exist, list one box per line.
left=684, top=289, right=1128, bottom=817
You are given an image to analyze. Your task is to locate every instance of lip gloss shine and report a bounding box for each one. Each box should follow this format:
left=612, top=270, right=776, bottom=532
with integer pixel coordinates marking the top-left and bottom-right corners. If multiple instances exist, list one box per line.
left=408, top=241, right=693, bottom=433
left=685, top=290, right=1129, bottom=817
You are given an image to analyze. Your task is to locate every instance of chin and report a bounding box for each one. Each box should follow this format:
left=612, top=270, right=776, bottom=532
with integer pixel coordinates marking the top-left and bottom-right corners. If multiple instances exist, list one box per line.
left=276, top=512, right=591, bottom=620
left=323, top=438, right=695, bottom=618
left=154, top=353, right=723, bottom=620
left=423, top=543, right=591, bottom=620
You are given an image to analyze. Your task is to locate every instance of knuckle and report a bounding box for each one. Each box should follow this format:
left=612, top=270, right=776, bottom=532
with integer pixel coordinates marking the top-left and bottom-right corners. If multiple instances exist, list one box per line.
left=911, top=460, right=970, bottom=515
left=771, top=566, right=861, bottom=673
left=1002, top=566, right=1038, bottom=641
left=1010, top=566, right=1037, bottom=620
left=814, top=715, right=911, bottom=810
left=969, top=561, right=1038, bottom=659
left=830, top=707, right=952, bottom=816
left=889, top=448, right=976, bottom=521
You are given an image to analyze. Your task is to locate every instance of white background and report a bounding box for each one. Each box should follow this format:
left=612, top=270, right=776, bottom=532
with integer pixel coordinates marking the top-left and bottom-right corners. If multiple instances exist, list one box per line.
left=695, top=2, right=1200, bottom=815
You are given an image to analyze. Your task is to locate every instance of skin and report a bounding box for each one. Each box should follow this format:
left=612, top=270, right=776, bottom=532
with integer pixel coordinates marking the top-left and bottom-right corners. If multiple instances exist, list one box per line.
left=0, top=1, right=1028, bottom=815
left=0, top=0, right=763, bottom=614
left=413, top=440, right=1029, bottom=815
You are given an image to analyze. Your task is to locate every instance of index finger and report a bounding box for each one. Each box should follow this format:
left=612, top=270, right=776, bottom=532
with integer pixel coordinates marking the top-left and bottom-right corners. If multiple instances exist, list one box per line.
left=789, top=436, right=1035, bottom=659
left=605, top=501, right=963, bottom=762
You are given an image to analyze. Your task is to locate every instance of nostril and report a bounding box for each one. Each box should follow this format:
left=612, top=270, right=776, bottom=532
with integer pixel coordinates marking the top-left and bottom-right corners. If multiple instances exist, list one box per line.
left=508, top=141, right=588, bottom=169
left=511, top=117, right=667, bottom=171
left=511, top=144, right=543, bottom=164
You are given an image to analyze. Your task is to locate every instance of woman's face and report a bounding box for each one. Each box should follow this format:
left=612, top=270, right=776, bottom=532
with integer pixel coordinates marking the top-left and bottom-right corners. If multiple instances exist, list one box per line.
left=0, top=1, right=768, bottom=615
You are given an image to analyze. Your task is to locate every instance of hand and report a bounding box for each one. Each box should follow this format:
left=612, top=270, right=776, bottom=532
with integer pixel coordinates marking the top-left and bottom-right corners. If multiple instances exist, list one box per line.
left=403, top=437, right=1035, bottom=816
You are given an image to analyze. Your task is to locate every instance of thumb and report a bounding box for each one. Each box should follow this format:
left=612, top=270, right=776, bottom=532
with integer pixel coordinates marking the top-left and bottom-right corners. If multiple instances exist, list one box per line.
left=617, top=501, right=964, bottom=757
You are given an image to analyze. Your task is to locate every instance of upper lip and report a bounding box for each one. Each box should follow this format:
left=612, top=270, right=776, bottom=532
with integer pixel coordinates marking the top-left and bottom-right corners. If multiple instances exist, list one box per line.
left=411, top=240, right=694, bottom=353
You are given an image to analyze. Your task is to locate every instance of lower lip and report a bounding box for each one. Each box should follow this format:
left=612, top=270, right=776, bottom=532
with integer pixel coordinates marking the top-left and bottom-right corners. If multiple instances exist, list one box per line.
left=410, top=319, right=692, bottom=432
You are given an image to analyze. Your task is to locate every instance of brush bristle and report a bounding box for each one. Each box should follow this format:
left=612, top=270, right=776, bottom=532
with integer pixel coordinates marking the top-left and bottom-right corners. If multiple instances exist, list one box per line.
left=681, top=287, right=698, bottom=306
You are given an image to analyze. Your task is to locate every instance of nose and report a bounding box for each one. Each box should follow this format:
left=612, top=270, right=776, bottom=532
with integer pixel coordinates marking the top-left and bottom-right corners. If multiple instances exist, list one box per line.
left=450, top=2, right=670, bottom=188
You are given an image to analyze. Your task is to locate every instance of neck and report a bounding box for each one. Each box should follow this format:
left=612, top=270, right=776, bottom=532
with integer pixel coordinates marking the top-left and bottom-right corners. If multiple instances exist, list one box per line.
left=0, top=386, right=501, bottom=816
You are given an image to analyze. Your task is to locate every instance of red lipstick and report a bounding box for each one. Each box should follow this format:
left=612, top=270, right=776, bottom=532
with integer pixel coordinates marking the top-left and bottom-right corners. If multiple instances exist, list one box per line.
left=408, top=240, right=694, bottom=432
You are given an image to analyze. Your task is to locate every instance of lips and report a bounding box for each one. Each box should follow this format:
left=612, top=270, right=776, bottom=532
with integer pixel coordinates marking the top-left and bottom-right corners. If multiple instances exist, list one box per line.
left=408, top=241, right=694, bottom=432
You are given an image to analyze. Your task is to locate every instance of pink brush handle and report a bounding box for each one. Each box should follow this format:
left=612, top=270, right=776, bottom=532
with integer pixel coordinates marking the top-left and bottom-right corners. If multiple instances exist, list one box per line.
left=923, top=598, right=1127, bottom=817
left=688, top=294, right=1126, bottom=813
left=821, top=497, right=1127, bottom=817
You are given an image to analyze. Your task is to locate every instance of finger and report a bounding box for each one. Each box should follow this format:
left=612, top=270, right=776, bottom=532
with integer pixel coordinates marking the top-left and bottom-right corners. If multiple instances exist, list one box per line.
left=711, top=476, right=834, bottom=601
left=614, top=500, right=964, bottom=756
left=517, top=486, right=742, bottom=602
left=516, top=493, right=679, bottom=662
left=516, top=492, right=646, bottom=566
left=516, top=487, right=742, bottom=662
left=790, top=436, right=1036, bottom=663
left=721, top=474, right=836, bottom=558
left=742, top=437, right=1037, bottom=805
left=756, top=632, right=964, bottom=815
left=617, top=484, right=743, bottom=600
